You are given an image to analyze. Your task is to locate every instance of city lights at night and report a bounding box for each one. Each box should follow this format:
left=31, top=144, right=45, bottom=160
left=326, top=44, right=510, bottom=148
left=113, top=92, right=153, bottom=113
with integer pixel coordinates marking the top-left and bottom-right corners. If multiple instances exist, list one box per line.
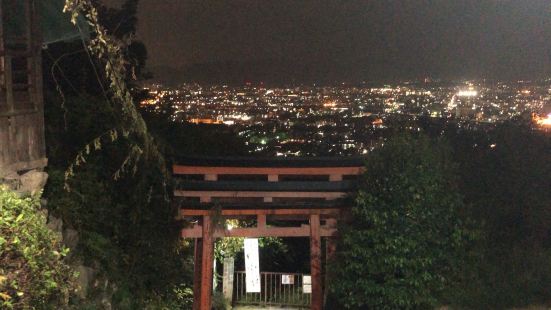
left=140, top=80, right=551, bottom=156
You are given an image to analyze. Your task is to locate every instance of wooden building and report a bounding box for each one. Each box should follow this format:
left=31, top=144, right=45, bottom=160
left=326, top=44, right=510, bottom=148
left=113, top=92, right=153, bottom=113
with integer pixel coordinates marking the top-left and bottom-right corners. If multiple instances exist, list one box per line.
left=0, top=0, right=46, bottom=178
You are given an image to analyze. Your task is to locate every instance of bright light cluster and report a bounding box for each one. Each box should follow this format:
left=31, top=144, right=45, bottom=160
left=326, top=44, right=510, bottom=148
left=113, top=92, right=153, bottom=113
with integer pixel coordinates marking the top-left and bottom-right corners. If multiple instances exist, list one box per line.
left=457, top=90, right=478, bottom=97
left=535, top=113, right=551, bottom=126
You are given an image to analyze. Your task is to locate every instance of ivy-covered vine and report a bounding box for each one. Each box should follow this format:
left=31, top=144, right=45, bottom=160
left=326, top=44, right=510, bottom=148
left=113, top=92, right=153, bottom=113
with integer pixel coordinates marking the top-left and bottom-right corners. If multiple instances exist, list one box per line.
left=62, top=0, right=166, bottom=192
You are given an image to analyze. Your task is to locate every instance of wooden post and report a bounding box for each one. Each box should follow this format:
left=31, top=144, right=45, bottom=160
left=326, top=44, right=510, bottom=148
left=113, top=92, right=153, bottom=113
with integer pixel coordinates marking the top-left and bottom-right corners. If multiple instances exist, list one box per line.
left=0, top=0, right=5, bottom=90
left=24, top=0, right=32, bottom=90
left=310, top=214, right=322, bottom=310
left=5, top=55, right=13, bottom=112
left=204, top=174, right=217, bottom=181
left=200, top=215, right=214, bottom=310
left=192, top=237, right=203, bottom=310
left=257, top=214, right=266, bottom=228
left=329, top=174, right=343, bottom=181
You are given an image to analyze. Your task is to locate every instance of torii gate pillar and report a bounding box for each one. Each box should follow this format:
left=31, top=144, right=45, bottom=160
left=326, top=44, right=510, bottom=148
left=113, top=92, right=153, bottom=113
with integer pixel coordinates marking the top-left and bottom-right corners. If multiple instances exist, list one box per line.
left=193, top=217, right=215, bottom=310
left=310, top=214, right=322, bottom=310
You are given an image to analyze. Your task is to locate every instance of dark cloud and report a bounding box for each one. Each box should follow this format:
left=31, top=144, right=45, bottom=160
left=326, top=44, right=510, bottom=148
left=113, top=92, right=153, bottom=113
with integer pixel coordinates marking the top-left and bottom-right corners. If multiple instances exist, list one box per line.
left=105, top=0, right=551, bottom=82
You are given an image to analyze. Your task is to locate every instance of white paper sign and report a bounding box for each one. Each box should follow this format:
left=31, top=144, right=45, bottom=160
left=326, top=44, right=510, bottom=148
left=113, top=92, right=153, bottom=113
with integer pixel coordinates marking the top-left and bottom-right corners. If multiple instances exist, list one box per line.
left=244, top=238, right=261, bottom=293
left=282, top=274, right=294, bottom=285
left=303, top=275, right=312, bottom=293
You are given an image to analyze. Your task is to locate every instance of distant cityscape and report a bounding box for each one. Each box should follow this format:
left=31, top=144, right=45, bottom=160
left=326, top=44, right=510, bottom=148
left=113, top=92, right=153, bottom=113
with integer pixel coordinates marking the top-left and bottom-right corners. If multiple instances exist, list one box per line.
left=141, top=80, right=551, bottom=156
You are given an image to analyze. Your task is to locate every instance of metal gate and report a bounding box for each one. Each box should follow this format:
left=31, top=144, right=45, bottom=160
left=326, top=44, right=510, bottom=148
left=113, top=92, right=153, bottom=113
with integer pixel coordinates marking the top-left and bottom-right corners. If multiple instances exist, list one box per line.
left=234, top=271, right=311, bottom=307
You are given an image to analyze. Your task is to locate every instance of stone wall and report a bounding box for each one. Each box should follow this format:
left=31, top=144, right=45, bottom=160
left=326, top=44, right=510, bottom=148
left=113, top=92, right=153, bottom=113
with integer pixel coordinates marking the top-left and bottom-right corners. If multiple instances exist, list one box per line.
left=1, top=168, right=48, bottom=195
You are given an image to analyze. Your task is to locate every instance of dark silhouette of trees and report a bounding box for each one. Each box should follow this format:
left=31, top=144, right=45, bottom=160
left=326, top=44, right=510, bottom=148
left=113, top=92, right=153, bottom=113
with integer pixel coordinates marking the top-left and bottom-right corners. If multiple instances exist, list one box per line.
left=445, top=119, right=551, bottom=308
left=330, top=134, right=475, bottom=309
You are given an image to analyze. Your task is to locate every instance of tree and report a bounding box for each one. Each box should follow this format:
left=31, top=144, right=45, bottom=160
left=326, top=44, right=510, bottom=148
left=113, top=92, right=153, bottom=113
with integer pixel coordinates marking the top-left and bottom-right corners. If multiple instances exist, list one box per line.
left=43, top=92, right=193, bottom=309
left=40, top=1, right=193, bottom=307
left=330, top=134, right=475, bottom=309
left=41, top=2, right=248, bottom=307
left=446, top=119, right=551, bottom=308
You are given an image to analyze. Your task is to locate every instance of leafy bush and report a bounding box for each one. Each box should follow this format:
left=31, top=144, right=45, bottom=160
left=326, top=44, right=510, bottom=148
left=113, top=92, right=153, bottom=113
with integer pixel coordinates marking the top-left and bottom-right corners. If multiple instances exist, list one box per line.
left=0, top=187, right=75, bottom=309
left=330, top=135, right=476, bottom=309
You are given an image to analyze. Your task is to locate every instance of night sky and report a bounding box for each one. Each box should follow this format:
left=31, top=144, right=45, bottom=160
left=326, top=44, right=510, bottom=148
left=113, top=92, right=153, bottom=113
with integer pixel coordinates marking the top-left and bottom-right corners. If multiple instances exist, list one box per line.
left=105, top=0, right=551, bottom=83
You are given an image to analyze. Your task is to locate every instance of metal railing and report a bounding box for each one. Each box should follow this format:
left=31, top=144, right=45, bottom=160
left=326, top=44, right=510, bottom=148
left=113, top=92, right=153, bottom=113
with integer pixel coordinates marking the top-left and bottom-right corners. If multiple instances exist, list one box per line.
left=234, top=271, right=311, bottom=307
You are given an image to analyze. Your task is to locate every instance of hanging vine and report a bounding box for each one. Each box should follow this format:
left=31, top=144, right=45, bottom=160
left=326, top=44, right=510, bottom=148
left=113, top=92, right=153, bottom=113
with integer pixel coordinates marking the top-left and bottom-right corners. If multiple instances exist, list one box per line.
left=62, top=0, right=167, bottom=195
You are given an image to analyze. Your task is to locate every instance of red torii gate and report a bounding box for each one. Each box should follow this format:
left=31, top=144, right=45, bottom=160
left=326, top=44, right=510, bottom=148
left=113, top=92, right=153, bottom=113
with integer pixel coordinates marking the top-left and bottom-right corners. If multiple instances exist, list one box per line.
left=174, top=157, right=365, bottom=310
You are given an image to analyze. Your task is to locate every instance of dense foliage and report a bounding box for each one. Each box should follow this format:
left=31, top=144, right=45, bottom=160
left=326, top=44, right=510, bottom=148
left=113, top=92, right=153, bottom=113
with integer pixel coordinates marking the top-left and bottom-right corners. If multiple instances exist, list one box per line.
left=42, top=85, right=196, bottom=309
left=0, top=187, right=75, bottom=309
left=41, top=3, right=248, bottom=307
left=330, top=135, right=475, bottom=309
left=445, top=120, right=551, bottom=309
left=41, top=1, right=191, bottom=307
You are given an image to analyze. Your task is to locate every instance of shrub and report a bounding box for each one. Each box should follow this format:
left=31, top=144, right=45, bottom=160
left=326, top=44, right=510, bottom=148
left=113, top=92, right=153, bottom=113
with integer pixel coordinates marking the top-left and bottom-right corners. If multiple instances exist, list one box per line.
left=0, top=186, right=76, bottom=309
